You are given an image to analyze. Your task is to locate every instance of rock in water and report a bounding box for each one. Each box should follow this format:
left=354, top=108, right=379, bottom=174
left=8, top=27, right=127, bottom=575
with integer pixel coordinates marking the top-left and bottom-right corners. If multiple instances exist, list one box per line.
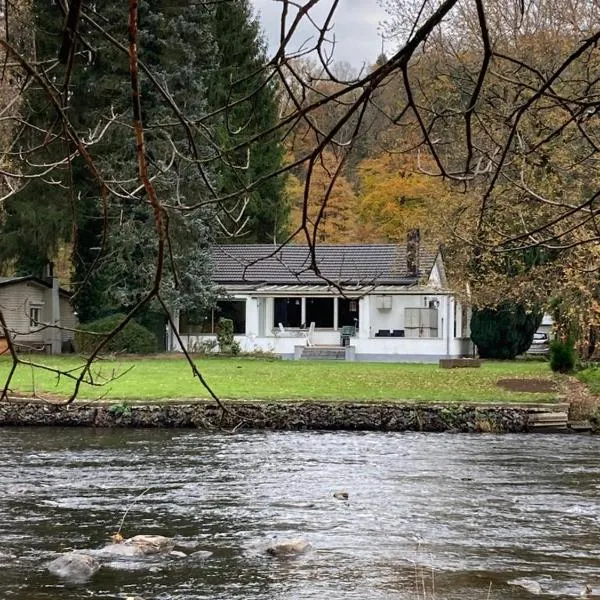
left=100, top=534, right=174, bottom=558
left=266, top=539, right=312, bottom=558
left=190, top=550, right=213, bottom=560
left=126, top=535, right=174, bottom=555
left=47, top=552, right=100, bottom=583
left=508, top=578, right=542, bottom=595
left=333, top=491, right=349, bottom=500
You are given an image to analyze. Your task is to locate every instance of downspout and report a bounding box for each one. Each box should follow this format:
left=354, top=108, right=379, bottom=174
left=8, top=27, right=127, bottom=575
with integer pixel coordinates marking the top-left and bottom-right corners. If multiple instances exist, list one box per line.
left=446, top=296, right=451, bottom=357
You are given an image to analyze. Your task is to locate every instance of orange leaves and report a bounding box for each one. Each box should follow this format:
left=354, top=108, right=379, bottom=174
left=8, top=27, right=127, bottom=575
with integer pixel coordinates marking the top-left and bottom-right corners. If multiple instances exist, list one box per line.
left=286, top=152, right=362, bottom=244
left=356, top=152, right=458, bottom=243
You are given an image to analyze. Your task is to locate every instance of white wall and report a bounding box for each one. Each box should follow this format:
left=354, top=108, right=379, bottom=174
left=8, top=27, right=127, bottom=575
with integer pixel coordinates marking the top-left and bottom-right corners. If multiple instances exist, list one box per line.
left=368, top=293, right=448, bottom=337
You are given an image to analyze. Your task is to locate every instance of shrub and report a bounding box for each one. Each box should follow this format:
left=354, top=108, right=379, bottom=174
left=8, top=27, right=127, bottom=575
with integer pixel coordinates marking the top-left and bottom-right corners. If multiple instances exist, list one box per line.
left=470, top=303, right=542, bottom=359
left=549, top=338, right=577, bottom=373
left=190, top=338, right=218, bottom=354
left=216, top=317, right=241, bottom=355
left=74, top=314, right=157, bottom=354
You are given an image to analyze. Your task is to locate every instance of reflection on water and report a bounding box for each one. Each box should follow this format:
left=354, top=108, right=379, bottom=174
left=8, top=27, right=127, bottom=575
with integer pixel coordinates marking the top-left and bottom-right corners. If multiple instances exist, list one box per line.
left=1, top=428, right=600, bottom=599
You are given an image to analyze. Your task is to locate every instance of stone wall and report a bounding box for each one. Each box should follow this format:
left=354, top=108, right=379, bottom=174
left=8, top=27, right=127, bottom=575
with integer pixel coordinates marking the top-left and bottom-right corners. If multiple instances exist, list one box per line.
left=0, top=399, right=542, bottom=432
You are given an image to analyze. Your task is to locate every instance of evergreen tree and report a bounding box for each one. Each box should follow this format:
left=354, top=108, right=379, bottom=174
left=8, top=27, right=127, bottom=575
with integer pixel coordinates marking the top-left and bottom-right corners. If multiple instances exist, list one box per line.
left=208, top=0, right=287, bottom=243
left=67, top=0, right=219, bottom=321
left=0, top=0, right=73, bottom=276
left=470, top=303, right=543, bottom=360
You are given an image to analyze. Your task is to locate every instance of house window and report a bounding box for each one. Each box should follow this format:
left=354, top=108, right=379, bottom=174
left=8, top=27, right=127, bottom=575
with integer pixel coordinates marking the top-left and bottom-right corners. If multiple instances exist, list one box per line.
left=274, top=298, right=302, bottom=328
left=29, top=306, right=42, bottom=329
left=215, top=300, right=246, bottom=334
left=180, top=300, right=246, bottom=334
left=306, top=297, right=334, bottom=328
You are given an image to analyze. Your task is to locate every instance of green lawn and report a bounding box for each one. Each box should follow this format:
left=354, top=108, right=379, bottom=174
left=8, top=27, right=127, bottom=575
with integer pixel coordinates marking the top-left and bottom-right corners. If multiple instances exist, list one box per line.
left=0, top=356, right=561, bottom=403
left=577, top=366, right=600, bottom=395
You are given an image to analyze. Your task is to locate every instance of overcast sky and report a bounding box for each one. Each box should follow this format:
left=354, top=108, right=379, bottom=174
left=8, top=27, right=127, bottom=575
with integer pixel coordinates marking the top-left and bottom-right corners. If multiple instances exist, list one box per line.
left=251, top=0, right=390, bottom=67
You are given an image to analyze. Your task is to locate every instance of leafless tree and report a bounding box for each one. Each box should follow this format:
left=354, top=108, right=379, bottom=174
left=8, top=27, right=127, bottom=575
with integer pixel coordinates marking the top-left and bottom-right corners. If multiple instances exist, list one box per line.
left=1, top=0, right=600, bottom=402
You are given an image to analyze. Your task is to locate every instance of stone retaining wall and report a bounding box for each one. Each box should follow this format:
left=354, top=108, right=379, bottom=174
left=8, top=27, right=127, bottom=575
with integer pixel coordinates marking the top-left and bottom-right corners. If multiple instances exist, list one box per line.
left=0, top=400, right=547, bottom=433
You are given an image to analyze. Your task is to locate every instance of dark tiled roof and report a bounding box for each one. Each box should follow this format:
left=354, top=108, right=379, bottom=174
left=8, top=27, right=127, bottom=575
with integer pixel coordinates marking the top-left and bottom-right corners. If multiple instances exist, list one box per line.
left=212, top=244, right=437, bottom=286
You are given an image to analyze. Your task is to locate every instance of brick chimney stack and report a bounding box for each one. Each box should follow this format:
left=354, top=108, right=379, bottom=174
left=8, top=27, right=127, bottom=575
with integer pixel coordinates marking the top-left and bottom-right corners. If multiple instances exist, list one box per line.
left=406, top=229, right=420, bottom=277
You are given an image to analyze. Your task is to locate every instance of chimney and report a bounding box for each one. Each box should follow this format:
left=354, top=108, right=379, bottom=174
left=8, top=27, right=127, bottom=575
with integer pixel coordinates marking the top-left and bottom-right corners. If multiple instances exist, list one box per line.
left=43, top=261, right=54, bottom=282
left=406, top=229, right=420, bottom=277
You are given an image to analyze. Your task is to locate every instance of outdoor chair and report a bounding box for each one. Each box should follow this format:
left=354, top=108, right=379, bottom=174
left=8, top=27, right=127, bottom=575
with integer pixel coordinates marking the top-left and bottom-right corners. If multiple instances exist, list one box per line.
left=302, top=322, right=315, bottom=346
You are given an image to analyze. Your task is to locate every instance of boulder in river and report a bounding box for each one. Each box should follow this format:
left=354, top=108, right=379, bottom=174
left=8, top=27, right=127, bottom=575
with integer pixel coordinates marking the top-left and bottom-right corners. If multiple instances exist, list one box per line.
left=333, top=490, right=349, bottom=500
left=190, top=550, right=213, bottom=560
left=47, top=552, right=100, bottom=583
left=266, top=539, right=312, bottom=558
left=508, top=578, right=542, bottom=595
left=99, top=534, right=175, bottom=558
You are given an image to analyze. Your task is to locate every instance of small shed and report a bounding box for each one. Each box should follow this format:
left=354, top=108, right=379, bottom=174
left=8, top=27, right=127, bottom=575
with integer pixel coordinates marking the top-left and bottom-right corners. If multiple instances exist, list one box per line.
left=0, top=276, right=77, bottom=354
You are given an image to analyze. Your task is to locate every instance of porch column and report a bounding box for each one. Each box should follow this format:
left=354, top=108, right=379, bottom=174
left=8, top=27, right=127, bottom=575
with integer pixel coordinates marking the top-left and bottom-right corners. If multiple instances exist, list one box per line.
left=245, top=297, right=259, bottom=336
left=301, top=298, right=306, bottom=325
left=265, top=298, right=274, bottom=335
left=359, top=296, right=370, bottom=338
left=333, top=297, right=339, bottom=330
left=168, top=309, right=180, bottom=351
left=445, top=296, right=454, bottom=356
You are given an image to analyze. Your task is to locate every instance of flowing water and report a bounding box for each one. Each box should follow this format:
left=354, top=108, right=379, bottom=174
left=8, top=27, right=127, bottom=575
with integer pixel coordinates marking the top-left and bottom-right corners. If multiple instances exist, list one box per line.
left=1, top=428, right=600, bottom=599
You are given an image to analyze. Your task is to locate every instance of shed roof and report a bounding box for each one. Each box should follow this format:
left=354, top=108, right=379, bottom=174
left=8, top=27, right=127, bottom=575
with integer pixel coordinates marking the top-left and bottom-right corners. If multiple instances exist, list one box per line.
left=0, top=276, right=72, bottom=297
left=212, top=244, right=437, bottom=286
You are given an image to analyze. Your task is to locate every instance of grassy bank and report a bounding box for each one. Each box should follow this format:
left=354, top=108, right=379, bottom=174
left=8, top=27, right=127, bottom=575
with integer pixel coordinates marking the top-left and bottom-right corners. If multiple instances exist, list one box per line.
left=0, top=356, right=560, bottom=403
left=577, top=366, right=600, bottom=395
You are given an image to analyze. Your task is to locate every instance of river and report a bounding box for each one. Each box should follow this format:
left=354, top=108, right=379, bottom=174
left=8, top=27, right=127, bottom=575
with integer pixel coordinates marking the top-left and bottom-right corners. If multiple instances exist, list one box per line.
left=0, top=428, right=599, bottom=599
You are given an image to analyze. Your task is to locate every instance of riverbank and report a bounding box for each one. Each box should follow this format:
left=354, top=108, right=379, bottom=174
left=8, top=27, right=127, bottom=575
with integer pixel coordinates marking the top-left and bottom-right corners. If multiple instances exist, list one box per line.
left=0, top=398, right=576, bottom=433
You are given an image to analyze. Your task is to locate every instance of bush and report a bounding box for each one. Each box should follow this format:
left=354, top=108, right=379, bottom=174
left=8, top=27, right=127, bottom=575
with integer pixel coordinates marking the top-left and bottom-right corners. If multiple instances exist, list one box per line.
left=549, top=338, right=577, bottom=373
left=74, top=314, right=157, bottom=354
left=216, top=318, right=240, bottom=355
left=470, top=302, right=542, bottom=359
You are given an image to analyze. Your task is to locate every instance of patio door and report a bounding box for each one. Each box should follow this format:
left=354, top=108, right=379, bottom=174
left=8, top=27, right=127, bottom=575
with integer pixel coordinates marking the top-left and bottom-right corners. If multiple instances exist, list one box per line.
left=338, top=298, right=359, bottom=329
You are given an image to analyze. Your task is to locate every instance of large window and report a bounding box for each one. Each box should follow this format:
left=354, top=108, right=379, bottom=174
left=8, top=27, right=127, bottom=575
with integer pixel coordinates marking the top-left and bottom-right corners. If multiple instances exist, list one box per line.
left=306, top=297, right=334, bottom=328
left=338, top=298, right=359, bottom=329
left=180, top=300, right=246, bottom=334
left=274, top=298, right=302, bottom=328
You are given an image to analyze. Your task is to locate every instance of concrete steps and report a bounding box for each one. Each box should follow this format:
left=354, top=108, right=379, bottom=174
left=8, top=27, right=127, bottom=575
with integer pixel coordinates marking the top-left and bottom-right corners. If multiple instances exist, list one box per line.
left=300, top=346, right=346, bottom=360
left=528, top=411, right=568, bottom=432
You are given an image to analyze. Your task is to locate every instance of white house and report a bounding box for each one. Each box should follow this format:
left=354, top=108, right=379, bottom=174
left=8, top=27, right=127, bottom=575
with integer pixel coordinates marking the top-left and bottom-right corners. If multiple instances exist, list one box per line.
left=173, top=240, right=473, bottom=362
left=0, top=276, right=77, bottom=354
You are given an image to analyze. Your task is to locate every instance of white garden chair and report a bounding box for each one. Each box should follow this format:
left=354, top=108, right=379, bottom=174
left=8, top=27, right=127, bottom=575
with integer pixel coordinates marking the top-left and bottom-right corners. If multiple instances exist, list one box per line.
left=302, top=322, right=315, bottom=346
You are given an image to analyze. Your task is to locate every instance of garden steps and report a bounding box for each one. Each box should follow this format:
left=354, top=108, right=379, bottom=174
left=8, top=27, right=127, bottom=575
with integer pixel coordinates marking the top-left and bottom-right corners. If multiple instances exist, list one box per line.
left=528, top=411, right=569, bottom=431
left=300, top=346, right=346, bottom=360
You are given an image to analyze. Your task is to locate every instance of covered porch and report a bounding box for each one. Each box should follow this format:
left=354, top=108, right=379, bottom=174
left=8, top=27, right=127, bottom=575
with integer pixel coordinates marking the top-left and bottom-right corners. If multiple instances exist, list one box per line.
left=175, top=284, right=472, bottom=362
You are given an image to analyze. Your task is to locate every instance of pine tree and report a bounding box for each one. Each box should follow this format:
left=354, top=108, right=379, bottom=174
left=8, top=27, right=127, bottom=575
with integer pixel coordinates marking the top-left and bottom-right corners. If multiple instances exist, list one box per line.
left=69, top=0, right=219, bottom=321
left=208, top=0, right=287, bottom=243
